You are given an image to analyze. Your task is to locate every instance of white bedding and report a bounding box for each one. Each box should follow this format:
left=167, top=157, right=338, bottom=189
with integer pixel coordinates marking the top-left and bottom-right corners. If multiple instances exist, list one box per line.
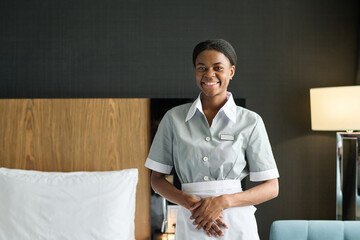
left=0, top=168, right=138, bottom=240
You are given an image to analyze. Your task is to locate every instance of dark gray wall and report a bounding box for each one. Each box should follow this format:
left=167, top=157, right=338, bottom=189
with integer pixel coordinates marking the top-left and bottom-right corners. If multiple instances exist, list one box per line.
left=1, top=0, right=359, bottom=238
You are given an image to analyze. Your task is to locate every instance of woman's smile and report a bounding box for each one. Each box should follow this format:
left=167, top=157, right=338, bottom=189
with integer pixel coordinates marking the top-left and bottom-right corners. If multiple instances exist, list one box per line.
left=202, top=81, right=219, bottom=87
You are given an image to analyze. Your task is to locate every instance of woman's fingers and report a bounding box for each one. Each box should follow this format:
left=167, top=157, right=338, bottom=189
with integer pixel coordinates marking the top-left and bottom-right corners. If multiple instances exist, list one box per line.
left=209, top=222, right=224, bottom=235
left=204, top=228, right=219, bottom=238
left=195, top=219, right=225, bottom=237
left=192, top=217, right=204, bottom=230
left=216, top=218, right=229, bottom=229
left=192, top=214, right=228, bottom=231
left=192, top=214, right=217, bottom=230
left=190, top=197, right=225, bottom=225
left=204, top=221, right=212, bottom=231
left=207, top=224, right=223, bottom=238
left=210, top=228, right=219, bottom=238
left=189, top=200, right=202, bottom=211
left=193, top=219, right=227, bottom=238
left=190, top=201, right=228, bottom=237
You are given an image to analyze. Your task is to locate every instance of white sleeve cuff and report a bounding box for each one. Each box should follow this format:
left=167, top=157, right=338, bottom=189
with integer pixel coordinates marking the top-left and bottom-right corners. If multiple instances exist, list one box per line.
left=145, top=158, right=173, bottom=174
left=250, top=168, right=279, bottom=182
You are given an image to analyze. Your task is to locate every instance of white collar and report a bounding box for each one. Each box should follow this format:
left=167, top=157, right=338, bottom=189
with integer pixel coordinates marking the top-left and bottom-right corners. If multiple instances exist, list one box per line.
left=185, top=92, right=237, bottom=123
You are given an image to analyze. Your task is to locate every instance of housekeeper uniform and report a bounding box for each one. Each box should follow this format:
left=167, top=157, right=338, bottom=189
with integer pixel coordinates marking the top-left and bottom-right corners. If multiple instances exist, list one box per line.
left=145, top=92, right=279, bottom=240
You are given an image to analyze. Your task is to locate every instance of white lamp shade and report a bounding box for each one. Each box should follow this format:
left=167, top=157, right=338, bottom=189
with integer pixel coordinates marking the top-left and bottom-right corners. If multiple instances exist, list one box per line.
left=310, top=85, right=360, bottom=131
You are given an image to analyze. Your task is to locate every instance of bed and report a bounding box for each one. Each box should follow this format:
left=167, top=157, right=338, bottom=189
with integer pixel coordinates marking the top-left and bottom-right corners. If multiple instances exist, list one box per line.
left=0, top=99, right=151, bottom=240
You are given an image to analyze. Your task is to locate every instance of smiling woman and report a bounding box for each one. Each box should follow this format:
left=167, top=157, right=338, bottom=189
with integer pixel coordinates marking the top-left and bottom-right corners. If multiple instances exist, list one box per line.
left=194, top=49, right=235, bottom=125
left=145, top=39, right=279, bottom=240
left=194, top=50, right=235, bottom=94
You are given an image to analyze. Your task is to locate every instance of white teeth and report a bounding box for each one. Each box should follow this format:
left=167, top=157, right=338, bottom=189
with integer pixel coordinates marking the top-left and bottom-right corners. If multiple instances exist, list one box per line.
left=203, top=82, right=218, bottom=85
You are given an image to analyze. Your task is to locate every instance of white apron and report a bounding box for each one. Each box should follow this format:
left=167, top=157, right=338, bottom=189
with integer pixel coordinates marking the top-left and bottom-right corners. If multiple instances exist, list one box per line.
left=175, top=180, right=259, bottom=240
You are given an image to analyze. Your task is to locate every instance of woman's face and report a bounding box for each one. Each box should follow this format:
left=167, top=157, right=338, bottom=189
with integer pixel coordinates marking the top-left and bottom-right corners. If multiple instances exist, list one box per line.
left=194, top=50, right=235, bottom=99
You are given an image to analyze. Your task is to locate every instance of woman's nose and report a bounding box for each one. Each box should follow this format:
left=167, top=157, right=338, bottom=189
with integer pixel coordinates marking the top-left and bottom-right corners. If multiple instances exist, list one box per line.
left=204, top=69, right=215, bottom=78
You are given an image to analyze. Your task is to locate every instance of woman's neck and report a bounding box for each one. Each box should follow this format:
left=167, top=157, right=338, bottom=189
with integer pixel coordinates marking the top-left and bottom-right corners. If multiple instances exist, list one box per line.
left=201, top=92, right=228, bottom=126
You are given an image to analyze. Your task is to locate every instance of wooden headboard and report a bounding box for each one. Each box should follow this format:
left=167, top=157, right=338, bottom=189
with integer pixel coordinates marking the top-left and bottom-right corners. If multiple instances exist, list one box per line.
left=0, top=99, right=151, bottom=240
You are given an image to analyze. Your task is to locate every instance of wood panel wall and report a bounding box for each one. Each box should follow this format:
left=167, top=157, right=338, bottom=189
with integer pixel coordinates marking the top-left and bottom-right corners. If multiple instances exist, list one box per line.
left=0, top=98, right=151, bottom=240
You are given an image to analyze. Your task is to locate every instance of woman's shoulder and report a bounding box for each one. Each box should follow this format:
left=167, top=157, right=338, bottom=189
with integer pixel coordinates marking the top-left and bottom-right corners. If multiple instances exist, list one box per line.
left=166, top=103, right=192, bottom=116
left=235, top=106, right=262, bottom=124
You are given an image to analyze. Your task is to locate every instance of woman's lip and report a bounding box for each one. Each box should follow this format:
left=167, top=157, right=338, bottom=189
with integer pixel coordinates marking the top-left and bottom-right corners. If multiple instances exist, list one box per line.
left=201, top=82, right=219, bottom=85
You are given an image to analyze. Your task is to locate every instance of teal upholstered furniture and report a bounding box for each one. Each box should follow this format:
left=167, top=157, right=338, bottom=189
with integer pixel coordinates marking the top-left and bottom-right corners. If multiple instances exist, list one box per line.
left=270, top=220, right=360, bottom=240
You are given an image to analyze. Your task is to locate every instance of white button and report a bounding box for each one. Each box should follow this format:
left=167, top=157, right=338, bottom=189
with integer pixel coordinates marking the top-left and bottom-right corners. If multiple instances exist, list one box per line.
left=205, top=136, right=211, bottom=142
left=202, top=156, right=208, bottom=162
left=203, top=176, right=209, bottom=181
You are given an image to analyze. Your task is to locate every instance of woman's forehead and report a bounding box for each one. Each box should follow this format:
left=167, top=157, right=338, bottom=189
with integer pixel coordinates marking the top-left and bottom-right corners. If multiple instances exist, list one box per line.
left=195, top=50, right=231, bottom=65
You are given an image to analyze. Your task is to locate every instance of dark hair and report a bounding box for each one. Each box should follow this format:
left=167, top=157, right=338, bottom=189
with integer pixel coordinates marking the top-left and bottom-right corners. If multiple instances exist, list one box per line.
left=192, top=39, right=237, bottom=66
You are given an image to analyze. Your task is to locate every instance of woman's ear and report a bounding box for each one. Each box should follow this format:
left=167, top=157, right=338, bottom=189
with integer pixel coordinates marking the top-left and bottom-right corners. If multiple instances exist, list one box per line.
left=230, top=65, right=235, bottom=80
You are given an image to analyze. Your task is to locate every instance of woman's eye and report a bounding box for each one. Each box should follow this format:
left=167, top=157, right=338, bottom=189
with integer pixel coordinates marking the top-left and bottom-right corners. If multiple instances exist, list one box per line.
left=197, top=67, right=205, bottom=71
left=214, top=67, right=223, bottom=71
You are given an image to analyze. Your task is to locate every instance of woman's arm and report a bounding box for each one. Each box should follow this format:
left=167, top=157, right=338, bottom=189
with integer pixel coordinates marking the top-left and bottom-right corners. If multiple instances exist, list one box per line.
left=151, top=171, right=228, bottom=237
left=191, top=178, right=279, bottom=231
left=224, top=178, right=279, bottom=207
left=151, top=171, right=198, bottom=209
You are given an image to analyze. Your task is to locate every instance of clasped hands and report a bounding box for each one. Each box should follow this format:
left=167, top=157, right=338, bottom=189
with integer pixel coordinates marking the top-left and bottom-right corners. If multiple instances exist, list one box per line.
left=189, top=196, right=228, bottom=238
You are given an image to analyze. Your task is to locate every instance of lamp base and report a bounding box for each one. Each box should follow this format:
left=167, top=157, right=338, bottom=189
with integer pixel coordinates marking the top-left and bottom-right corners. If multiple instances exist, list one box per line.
left=336, top=132, right=360, bottom=220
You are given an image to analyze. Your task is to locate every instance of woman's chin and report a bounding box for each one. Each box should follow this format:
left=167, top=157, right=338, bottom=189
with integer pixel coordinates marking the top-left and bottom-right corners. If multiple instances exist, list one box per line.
left=201, top=90, right=226, bottom=99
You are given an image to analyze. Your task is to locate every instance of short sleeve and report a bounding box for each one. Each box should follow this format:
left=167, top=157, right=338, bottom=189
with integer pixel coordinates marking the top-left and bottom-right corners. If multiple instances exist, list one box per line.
left=246, top=116, right=279, bottom=182
left=145, top=112, right=174, bottom=174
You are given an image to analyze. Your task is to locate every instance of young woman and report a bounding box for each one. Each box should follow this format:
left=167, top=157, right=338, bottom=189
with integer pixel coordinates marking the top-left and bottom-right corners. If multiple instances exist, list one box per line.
left=145, top=39, right=279, bottom=239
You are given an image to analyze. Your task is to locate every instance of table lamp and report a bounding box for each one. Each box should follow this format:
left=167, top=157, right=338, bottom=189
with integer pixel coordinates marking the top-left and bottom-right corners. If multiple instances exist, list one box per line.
left=310, top=85, right=360, bottom=220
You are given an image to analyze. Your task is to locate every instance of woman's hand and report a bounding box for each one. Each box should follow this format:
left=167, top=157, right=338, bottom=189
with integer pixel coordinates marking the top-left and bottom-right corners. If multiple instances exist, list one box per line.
left=200, top=215, right=228, bottom=238
left=189, top=196, right=229, bottom=235
left=185, top=196, right=225, bottom=237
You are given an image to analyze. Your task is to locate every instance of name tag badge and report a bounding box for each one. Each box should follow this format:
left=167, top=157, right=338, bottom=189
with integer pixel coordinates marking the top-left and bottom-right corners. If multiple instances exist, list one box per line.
left=220, top=134, right=235, bottom=141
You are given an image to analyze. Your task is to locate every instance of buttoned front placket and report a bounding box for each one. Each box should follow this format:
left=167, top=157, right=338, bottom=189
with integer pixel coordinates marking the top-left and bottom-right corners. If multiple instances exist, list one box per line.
left=200, top=112, right=222, bottom=182
left=201, top=133, right=212, bottom=181
left=198, top=111, right=214, bottom=182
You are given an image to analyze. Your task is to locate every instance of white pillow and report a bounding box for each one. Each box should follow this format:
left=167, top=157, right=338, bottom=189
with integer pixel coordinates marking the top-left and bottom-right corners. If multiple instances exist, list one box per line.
left=0, top=168, right=138, bottom=240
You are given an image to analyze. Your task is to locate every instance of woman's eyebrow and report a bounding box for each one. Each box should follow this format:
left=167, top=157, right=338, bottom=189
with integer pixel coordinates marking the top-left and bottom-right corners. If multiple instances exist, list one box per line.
left=196, top=62, right=223, bottom=66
